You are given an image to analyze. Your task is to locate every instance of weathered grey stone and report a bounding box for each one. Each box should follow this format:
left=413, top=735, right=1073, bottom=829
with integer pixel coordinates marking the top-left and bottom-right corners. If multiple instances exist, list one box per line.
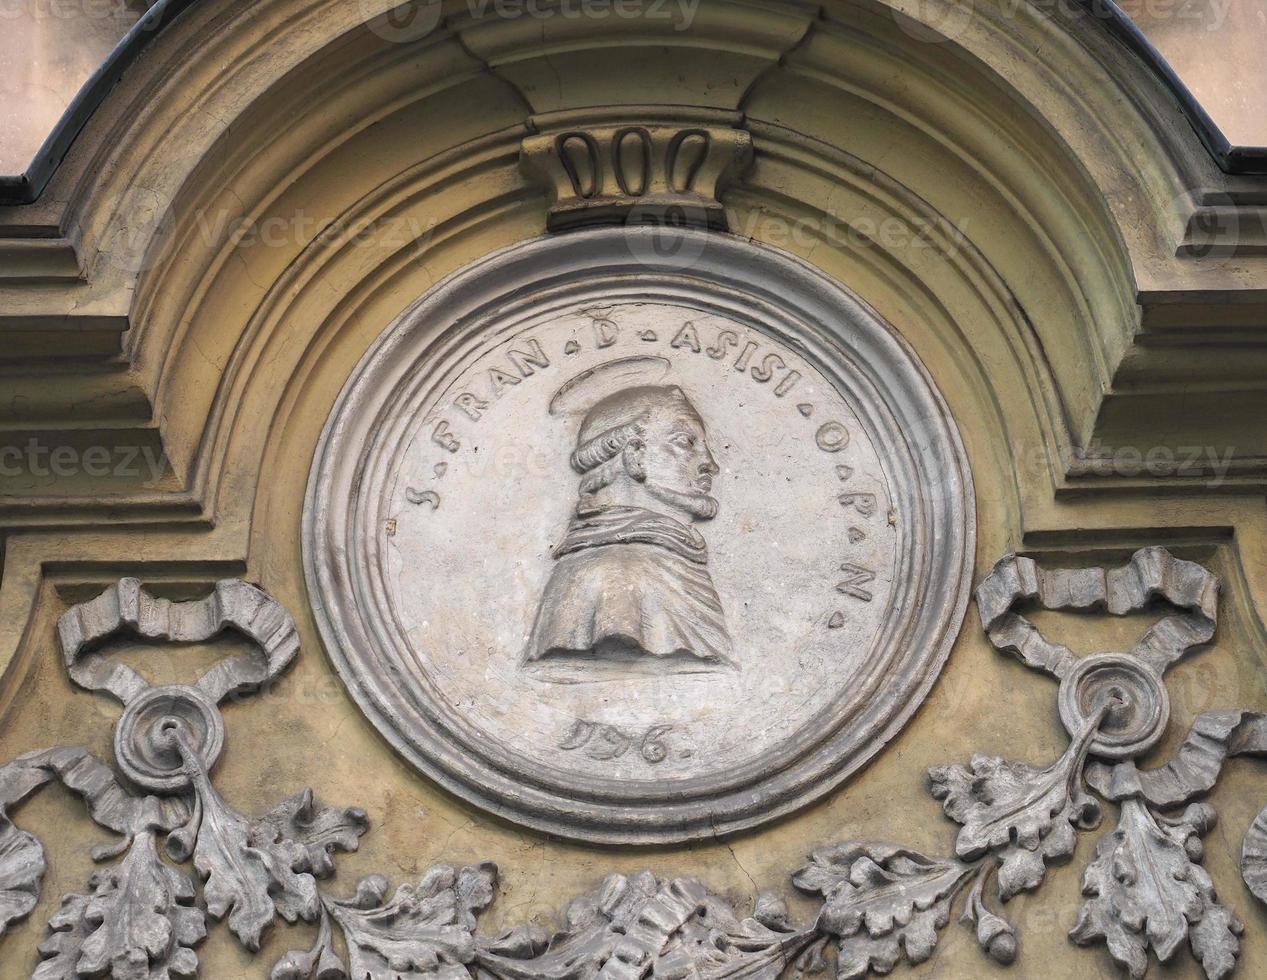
left=303, top=227, right=976, bottom=843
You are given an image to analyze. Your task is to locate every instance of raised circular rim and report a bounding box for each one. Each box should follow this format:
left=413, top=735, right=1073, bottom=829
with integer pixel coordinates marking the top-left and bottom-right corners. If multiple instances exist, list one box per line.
left=1058, top=652, right=1171, bottom=759
left=302, top=228, right=975, bottom=843
left=113, top=683, right=224, bottom=791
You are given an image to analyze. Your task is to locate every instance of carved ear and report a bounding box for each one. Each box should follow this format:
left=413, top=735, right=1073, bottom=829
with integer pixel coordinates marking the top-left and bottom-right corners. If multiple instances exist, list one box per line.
left=623, top=438, right=647, bottom=482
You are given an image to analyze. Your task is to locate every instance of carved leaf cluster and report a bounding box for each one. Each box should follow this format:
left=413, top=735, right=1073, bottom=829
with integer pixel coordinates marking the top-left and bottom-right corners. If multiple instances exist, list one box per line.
left=257, top=789, right=369, bottom=879
left=792, top=843, right=974, bottom=978
left=677, top=890, right=807, bottom=977
left=171, top=783, right=368, bottom=952
left=0, top=814, right=46, bottom=939
left=479, top=870, right=658, bottom=972
left=278, top=864, right=497, bottom=980
left=34, top=894, right=94, bottom=980
left=929, top=749, right=1099, bottom=900
left=35, top=831, right=205, bottom=980
left=0, top=746, right=192, bottom=963
left=188, top=796, right=315, bottom=950
left=478, top=870, right=810, bottom=979
left=1070, top=800, right=1242, bottom=980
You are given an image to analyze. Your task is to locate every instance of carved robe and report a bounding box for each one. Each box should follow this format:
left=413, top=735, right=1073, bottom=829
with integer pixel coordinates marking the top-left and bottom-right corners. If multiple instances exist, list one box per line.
left=523, top=505, right=734, bottom=672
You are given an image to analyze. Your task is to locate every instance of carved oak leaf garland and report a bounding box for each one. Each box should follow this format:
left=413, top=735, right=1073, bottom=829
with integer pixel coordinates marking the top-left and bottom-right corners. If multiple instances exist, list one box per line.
left=160, top=734, right=371, bottom=953
left=929, top=710, right=1105, bottom=901
left=789, top=737, right=1099, bottom=978
left=1070, top=801, right=1242, bottom=979
left=0, top=747, right=195, bottom=980
left=781, top=711, right=1109, bottom=976
left=791, top=843, right=979, bottom=978
left=475, top=869, right=813, bottom=979
left=260, top=790, right=370, bottom=880
left=33, top=895, right=96, bottom=980
left=37, top=830, right=205, bottom=980
left=788, top=549, right=1267, bottom=980
left=273, top=864, right=497, bottom=980
left=0, top=561, right=1266, bottom=980
left=0, top=582, right=368, bottom=977
left=0, top=815, right=45, bottom=938
left=172, top=780, right=316, bottom=950
left=329, top=870, right=487, bottom=980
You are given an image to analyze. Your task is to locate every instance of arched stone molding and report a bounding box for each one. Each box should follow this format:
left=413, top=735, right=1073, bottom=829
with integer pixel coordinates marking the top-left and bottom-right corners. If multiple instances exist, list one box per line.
left=0, top=0, right=1261, bottom=743
left=0, top=5, right=1263, bottom=974
left=0, top=0, right=1260, bottom=525
left=0, top=0, right=1260, bottom=654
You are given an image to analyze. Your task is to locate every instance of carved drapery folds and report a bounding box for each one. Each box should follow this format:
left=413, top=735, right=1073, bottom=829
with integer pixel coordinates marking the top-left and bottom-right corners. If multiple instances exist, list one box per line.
left=519, top=108, right=753, bottom=232
left=2, top=553, right=1267, bottom=978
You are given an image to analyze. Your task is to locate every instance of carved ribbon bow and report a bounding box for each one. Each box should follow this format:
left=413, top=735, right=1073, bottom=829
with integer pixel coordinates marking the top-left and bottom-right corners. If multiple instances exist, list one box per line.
left=4, top=553, right=1267, bottom=980
left=0, top=579, right=376, bottom=979
left=970, top=548, right=1267, bottom=980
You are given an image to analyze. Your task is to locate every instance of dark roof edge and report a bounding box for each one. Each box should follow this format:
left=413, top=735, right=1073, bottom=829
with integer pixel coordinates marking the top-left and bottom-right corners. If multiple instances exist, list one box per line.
left=0, top=0, right=200, bottom=206
left=1083, top=0, right=1267, bottom=174
left=1, top=0, right=1264, bottom=207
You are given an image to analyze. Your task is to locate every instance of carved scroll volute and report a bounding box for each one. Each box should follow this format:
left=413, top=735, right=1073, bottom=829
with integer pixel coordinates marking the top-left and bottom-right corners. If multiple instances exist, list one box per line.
left=520, top=108, right=754, bottom=231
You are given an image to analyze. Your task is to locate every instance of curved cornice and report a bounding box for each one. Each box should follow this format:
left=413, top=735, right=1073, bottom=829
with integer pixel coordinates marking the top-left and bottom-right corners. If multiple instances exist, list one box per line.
left=0, top=0, right=1261, bottom=532
left=0, top=0, right=1239, bottom=284
left=1, top=0, right=1262, bottom=209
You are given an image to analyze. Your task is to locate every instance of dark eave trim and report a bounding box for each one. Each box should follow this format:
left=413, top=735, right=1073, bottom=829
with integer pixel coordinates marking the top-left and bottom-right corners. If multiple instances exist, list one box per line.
left=1081, top=0, right=1267, bottom=175
left=0, top=0, right=200, bottom=206
left=1, top=0, right=1264, bottom=207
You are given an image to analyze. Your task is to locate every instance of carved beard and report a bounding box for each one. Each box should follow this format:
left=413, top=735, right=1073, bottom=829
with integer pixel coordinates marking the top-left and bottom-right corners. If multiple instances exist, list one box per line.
left=644, top=481, right=719, bottom=521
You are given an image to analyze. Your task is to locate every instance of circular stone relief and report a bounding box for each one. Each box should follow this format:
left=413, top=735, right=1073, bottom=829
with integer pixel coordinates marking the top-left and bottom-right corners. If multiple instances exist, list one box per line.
left=304, top=228, right=974, bottom=843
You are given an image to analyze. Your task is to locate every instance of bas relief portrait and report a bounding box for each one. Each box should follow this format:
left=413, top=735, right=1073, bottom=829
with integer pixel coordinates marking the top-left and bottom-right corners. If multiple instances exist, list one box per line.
left=523, top=357, right=735, bottom=676
left=305, top=230, right=973, bottom=839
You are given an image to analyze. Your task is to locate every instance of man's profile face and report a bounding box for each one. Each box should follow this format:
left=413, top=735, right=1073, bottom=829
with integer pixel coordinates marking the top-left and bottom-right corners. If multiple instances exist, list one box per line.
left=638, top=403, right=720, bottom=520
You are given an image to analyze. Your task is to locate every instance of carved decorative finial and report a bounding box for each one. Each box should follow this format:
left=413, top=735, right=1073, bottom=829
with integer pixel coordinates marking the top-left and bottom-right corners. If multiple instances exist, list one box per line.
left=520, top=108, right=753, bottom=232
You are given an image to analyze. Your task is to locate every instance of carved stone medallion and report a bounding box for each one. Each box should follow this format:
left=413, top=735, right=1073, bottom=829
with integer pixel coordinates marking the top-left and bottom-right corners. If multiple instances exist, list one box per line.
left=303, top=228, right=974, bottom=842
